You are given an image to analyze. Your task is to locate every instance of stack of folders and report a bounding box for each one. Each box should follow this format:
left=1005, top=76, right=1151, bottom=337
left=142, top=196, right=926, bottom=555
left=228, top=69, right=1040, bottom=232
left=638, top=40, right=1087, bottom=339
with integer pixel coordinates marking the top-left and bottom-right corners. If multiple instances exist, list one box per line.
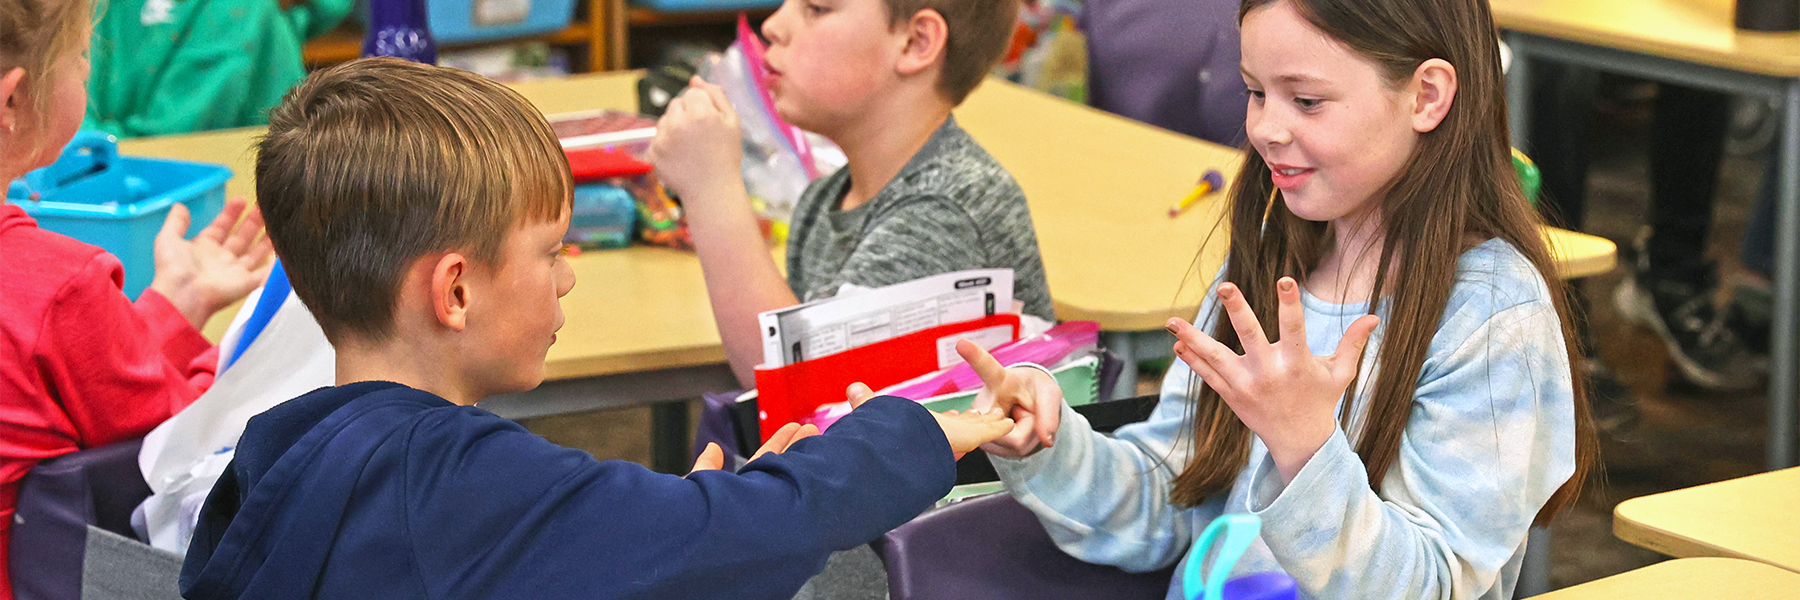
left=751, top=269, right=1022, bottom=441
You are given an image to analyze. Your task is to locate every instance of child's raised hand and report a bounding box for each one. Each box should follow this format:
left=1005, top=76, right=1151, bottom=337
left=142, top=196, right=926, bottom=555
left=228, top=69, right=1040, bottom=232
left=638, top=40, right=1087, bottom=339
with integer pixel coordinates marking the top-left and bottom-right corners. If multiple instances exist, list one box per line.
left=960, top=340, right=1063, bottom=458
left=1168, top=278, right=1378, bottom=482
left=646, top=77, right=745, bottom=205
left=149, top=199, right=275, bottom=330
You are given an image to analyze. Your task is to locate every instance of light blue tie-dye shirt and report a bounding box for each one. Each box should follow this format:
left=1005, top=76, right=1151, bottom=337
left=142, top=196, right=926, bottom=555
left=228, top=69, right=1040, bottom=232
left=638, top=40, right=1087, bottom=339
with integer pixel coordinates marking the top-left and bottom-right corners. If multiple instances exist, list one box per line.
left=992, top=238, right=1577, bottom=600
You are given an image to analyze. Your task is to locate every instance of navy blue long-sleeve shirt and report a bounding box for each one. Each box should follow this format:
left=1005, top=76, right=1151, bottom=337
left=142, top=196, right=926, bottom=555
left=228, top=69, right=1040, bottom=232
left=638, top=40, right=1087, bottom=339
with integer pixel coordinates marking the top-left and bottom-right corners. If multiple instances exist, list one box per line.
left=180, top=381, right=955, bottom=599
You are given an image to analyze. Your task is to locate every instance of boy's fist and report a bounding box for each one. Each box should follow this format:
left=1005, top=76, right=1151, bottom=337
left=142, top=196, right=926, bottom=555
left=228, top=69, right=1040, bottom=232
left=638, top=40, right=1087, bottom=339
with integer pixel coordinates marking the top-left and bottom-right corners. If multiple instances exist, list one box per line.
left=647, top=77, right=745, bottom=204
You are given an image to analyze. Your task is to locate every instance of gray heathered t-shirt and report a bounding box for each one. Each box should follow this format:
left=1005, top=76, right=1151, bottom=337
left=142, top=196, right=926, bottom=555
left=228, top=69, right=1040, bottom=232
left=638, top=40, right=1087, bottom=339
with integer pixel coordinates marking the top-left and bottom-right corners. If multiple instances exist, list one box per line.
left=784, top=116, right=1055, bottom=321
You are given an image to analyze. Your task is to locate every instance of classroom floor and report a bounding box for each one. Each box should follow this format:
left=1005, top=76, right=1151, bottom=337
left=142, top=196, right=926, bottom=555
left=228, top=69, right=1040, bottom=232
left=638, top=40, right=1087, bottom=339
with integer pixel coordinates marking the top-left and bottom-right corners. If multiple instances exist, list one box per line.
left=519, top=83, right=1776, bottom=594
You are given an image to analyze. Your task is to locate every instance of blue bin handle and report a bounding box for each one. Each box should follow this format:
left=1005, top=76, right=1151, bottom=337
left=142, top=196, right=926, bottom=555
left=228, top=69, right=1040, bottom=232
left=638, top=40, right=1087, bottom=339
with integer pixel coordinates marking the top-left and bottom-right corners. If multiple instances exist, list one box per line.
left=38, top=131, right=120, bottom=191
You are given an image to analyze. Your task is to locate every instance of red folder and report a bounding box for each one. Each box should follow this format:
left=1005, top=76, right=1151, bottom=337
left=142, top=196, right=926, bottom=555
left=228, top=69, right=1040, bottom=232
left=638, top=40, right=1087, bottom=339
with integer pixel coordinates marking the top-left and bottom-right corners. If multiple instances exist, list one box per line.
left=565, top=147, right=653, bottom=183
left=753, top=314, right=1020, bottom=441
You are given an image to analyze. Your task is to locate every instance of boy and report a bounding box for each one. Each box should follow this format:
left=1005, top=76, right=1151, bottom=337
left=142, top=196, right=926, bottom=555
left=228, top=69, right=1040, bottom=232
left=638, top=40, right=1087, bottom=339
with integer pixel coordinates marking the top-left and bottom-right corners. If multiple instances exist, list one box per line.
left=179, top=58, right=1013, bottom=600
left=649, top=0, right=1049, bottom=387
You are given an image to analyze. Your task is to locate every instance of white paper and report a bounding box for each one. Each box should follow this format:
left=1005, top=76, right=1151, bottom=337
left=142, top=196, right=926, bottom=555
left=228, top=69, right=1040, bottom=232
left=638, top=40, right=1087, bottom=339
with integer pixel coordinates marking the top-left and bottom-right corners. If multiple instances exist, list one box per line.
left=759, top=269, right=1014, bottom=367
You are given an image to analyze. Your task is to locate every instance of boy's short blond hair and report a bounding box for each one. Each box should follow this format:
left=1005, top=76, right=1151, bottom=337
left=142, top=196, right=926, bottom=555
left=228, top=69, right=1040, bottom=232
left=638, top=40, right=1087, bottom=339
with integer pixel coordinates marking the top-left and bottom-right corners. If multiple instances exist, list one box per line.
left=885, top=0, right=1021, bottom=104
left=0, top=0, right=94, bottom=142
left=256, top=58, right=572, bottom=344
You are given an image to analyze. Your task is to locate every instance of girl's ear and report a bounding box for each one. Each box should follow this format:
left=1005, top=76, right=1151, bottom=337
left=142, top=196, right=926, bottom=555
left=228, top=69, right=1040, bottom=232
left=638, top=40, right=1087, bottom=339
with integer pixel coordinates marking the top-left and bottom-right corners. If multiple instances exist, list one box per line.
left=0, top=67, right=26, bottom=135
left=1409, top=58, right=1457, bottom=133
left=895, top=8, right=948, bottom=77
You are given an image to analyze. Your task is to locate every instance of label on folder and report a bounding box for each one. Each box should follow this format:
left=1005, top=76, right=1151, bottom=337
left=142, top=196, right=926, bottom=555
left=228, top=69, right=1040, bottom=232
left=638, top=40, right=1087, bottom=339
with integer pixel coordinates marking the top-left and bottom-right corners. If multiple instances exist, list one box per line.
left=758, top=269, right=1015, bottom=367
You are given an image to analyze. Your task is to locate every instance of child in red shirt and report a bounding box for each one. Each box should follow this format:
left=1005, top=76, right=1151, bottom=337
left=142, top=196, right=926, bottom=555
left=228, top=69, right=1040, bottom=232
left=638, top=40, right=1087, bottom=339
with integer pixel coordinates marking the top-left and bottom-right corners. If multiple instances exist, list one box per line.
left=0, top=0, right=272, bottom=594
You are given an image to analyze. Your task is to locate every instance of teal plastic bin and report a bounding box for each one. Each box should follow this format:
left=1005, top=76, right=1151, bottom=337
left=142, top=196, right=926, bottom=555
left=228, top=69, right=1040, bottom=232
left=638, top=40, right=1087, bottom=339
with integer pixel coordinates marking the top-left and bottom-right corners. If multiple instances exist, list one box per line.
left=7, top=131, right=230, bottom=299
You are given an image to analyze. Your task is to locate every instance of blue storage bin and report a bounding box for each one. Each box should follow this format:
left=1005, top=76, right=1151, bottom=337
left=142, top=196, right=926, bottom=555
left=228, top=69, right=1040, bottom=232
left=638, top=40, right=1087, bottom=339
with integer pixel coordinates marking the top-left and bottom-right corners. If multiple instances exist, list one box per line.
left=567, top=183, right=637, bottom=249
left=630, top=0, right=781, bottom=13
left=7, top=131, right=230, bottom=299
left=356, top=0, right=579, bottom=45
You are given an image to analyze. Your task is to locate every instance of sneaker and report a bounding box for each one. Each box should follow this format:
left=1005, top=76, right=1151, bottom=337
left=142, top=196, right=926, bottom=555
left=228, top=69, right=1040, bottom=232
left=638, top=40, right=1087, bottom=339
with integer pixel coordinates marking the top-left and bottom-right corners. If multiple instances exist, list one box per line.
left=1725, top=281, right=1771, bottom=356
left=1614, top=259, right=1767, bottom=391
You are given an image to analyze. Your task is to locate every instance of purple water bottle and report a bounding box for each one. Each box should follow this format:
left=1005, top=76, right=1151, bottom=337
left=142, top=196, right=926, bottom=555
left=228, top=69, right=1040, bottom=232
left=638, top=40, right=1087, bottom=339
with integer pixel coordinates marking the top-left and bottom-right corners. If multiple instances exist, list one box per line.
left=362, top=0, right=437, bottom=63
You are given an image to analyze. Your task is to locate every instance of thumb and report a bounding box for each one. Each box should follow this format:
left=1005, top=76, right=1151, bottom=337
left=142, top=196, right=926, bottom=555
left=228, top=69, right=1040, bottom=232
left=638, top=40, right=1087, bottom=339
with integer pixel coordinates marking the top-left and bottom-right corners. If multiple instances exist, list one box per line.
left=1331, top=315, right=1380, bottom=383
left=689, top=442, right=725, bottom=474
left=956, top=339, right=1010, bottom=390
left=846, top=382, right=876, bottom=409
left=157, top=203, right=192, bottom=244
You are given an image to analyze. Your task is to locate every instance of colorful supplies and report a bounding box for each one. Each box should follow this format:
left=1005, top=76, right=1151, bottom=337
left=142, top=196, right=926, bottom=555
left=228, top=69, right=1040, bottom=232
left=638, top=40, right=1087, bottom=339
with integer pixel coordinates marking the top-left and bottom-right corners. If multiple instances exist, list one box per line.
left=567, top=183, right=637, bottom=249
left=1182, top=514, right=1299, bottom=600
left=881, top=320, right=1099, bottom=400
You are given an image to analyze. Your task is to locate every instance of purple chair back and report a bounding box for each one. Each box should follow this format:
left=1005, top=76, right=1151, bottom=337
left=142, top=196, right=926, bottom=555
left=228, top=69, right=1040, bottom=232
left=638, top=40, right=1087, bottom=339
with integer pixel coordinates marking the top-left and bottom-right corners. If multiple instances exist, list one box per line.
left=872, top=492, right=1175, bottom=600
left=1082, top=0, right=1248, bottom=146
left=9, top=439, right=151, bottom=600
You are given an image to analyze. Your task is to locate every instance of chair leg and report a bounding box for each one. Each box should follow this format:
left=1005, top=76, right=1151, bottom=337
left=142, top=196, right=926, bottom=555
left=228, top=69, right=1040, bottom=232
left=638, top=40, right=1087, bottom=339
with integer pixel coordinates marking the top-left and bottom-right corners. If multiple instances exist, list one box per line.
left=1516, top=526, right=1552, bottom=597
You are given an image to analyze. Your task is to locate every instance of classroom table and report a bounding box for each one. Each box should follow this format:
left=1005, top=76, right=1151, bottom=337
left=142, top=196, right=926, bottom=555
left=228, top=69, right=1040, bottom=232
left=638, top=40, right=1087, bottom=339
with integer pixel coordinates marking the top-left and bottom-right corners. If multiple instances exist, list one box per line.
left=1613, top=467, right=1800, bottom=573
left=1493, top=0, right=1800, bottom=470
left=1532, top=557, right=1800, bottom=599
left=121, top=71, right=1615, bottom=472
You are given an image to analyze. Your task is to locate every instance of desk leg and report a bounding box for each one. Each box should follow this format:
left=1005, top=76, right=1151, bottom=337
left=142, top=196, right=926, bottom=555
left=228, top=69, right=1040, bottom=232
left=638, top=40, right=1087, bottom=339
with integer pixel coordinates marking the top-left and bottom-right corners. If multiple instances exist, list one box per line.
left=1769, top=80, right=1800, bottom=470
left=1505, top=31, right=1532, bottom=148
left=1105, top=331, right=1139, bottom=401
left=651, top=400, right=693, bottom=474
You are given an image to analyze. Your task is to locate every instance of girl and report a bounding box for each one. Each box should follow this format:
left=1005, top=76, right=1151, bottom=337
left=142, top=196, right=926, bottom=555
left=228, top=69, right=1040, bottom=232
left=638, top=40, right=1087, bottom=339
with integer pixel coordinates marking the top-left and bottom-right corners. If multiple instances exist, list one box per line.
left=962, top=0, right=1597, bottom=597
left=0, top=0, right=271, bottom=593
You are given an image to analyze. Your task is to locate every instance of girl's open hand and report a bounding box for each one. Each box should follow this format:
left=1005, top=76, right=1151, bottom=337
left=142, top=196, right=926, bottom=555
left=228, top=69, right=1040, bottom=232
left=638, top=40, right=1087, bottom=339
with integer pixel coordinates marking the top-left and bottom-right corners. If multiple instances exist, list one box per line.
left=1168, top=277, right=1377, bottom=482
left=961, top=339, right=1063, bottom=459
left=149, top=199, right=275, bottom=330
left=646, top=77, right=744, bottom=204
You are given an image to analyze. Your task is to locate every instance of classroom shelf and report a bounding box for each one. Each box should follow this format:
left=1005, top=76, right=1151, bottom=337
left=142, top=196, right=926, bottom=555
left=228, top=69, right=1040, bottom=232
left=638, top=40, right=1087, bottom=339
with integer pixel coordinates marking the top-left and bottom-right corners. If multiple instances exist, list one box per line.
left=304, top=0, right=612, bottom=71
left=626, top=6, right=773, bottom=27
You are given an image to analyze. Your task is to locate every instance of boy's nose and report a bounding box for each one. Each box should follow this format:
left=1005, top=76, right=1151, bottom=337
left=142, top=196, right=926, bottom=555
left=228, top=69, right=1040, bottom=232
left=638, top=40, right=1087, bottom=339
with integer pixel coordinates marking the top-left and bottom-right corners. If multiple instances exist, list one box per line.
left=761, top=0, right=791, bottom=45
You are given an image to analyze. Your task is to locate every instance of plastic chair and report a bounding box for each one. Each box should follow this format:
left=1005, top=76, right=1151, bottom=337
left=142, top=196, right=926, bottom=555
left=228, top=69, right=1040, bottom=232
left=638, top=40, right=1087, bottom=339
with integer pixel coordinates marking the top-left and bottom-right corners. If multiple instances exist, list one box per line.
left=871, top=492, right=1175, bottom=600
left=8, top=439, right=154, bottom=600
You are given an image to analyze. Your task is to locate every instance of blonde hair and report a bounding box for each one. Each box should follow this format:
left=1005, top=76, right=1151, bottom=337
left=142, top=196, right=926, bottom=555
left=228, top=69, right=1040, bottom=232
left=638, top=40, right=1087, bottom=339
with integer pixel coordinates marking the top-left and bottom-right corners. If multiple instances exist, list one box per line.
left=255, top=58, right=573, bottom=343
left=0, top=0, right=93, bottom=140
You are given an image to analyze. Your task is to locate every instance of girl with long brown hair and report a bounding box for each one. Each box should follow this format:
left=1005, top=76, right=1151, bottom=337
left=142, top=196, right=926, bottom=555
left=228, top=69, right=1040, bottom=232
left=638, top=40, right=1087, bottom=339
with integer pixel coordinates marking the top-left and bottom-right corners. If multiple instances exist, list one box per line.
left=959, top=0, right=1598, bottom=596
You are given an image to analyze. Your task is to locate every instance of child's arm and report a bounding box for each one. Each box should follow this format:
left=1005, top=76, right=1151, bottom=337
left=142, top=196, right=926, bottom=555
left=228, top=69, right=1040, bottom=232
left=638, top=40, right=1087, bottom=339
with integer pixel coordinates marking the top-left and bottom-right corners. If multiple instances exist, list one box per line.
left=1170, top=278, right=1577, bottom=598
left=648, top=79, right=796, bottom=387
left=399, top=395, right=1010, bottom=599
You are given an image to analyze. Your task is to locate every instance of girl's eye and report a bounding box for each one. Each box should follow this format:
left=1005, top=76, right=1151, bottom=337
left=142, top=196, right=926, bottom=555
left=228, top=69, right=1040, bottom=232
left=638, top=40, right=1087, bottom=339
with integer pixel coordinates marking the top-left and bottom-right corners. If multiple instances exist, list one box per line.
left=1294, top=97, right=1322, bottom=109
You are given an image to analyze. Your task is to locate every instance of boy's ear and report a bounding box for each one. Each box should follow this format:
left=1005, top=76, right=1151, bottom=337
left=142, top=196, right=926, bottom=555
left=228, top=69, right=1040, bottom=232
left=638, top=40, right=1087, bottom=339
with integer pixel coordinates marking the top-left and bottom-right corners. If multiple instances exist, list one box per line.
left=895, top=9, right=949, bottom=77
left=1409, top=58, right=1457, bottom=133
left=0, top=67, right=26, bottom=134
left=429, top=252, right=472, bottom=332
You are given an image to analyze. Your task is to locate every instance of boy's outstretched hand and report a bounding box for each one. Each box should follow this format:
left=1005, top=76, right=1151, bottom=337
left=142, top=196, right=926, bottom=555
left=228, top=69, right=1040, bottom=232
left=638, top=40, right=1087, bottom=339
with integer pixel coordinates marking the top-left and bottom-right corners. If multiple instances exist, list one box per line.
left=960, top=340, right=1064, bottom=459
left=689, top=421, right=822, bottom=474
left=647, top=77, right=746, bottom=205
left=844, top=382, right=1014, bottom=460
left=149, top=199, right=275, bottom=330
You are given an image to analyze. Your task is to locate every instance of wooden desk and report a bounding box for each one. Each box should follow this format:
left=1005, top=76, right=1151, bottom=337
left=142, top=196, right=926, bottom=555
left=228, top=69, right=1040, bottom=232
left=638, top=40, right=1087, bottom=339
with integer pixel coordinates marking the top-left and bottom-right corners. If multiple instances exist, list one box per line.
left=1533, top=558, right=1800, bottom=599
left=1494, top=0, right=1800, bottom=470
left=1614, top=467, right=1800, bottom=573
left=120, top=71, right=1615, bottom=461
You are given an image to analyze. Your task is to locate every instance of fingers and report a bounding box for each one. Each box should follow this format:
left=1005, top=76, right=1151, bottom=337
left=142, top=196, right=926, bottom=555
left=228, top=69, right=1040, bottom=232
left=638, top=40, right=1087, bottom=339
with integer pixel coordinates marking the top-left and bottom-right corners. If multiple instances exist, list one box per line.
left=199, top=200, right=247, bottom=245
left=1173, top=338, right=1233, bottom=396
left=1215, top=283, right=1269, bottom=352
left=751, top=422, right=802, bottom=462
left=789, top=423, right=820, bottom=448
left=156, top=202, right=192, bottom=244
left=1330, top=315, right=1380, bottom=383
left=846, top=382, right=875, bottom=409
left=689, top=442, right=724, bottom=474
left=956, top=339, right=1010, bottom=391
left=1275, top=277, right=1307, bottom=352
left=1166, top=317, right=1248, bottom=388
left=223, top=204, right=265, bottom=256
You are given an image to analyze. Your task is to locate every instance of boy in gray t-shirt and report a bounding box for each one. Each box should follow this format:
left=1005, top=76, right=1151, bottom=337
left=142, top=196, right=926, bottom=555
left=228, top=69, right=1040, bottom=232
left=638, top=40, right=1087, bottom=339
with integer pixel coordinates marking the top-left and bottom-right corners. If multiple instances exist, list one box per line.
left=646, top=0, right=1047, bottom=392
left=786, top=115, right=1052, bottom=321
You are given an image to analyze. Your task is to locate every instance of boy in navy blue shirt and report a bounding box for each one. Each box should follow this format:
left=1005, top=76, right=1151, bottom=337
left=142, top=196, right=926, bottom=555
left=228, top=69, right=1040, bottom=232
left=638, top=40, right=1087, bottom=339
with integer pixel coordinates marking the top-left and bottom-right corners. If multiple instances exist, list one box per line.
left=179, top=58, right=1013, bottom=600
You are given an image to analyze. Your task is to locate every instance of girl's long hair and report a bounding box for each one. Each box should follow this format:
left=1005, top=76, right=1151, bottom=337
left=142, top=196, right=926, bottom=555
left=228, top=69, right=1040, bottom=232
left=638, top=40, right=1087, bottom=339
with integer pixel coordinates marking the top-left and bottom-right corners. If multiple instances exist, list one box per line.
left=1168, top=0, right=1597, bottom=527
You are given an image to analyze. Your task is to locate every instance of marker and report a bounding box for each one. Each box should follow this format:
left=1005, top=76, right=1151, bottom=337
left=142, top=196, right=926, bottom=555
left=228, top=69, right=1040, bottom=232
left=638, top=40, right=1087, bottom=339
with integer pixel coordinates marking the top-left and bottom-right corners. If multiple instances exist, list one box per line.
left=1169, top=169, right=1226, bottom=218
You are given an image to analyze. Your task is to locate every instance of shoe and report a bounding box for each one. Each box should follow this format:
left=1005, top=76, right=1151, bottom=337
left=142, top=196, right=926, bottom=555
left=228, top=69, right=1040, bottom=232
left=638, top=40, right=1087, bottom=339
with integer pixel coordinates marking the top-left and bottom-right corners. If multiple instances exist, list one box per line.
left=1585, top=358, right=1641, bottom=441
left=1725, top=281, right=1771, bottom=356
left=1613, top=255, right=1766, bottom=391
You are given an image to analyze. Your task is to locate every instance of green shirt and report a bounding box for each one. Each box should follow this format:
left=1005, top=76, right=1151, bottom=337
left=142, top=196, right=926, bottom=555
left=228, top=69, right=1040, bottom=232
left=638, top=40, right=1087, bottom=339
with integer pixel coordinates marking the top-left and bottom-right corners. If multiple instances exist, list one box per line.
left=85, top=0, right=350, bottom=138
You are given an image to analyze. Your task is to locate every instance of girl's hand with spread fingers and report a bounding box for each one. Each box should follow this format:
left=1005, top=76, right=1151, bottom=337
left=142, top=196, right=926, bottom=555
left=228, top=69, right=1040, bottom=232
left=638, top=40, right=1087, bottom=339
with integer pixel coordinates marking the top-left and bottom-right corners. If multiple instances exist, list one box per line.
left=960, top=339, right=1064, bottom=459
left=1167, top=277, right=1378, bottom=483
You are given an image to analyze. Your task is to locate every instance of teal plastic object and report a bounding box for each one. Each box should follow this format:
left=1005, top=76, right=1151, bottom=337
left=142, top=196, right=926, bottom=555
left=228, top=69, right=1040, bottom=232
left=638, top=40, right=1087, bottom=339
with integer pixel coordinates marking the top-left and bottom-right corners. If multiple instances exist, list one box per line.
left=7, top=131, right=230, bottom=299
left=567, top=182, right=638, bottom=249
left=353, top=0, right=578, bottom=45
left=1183, top=514, right=1263, bottom=600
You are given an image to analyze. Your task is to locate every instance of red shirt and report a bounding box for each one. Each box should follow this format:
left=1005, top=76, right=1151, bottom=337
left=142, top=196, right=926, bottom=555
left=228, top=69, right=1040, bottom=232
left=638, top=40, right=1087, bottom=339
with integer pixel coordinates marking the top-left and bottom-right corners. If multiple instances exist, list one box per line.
left=0, top=204, right=216, bottom=597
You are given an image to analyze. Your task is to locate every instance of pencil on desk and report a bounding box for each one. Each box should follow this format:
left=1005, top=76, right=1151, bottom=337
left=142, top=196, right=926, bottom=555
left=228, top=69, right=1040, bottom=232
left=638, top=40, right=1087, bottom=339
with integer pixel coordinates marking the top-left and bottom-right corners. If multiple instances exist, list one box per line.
left=1169, top=169, right=1226, bottom=217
